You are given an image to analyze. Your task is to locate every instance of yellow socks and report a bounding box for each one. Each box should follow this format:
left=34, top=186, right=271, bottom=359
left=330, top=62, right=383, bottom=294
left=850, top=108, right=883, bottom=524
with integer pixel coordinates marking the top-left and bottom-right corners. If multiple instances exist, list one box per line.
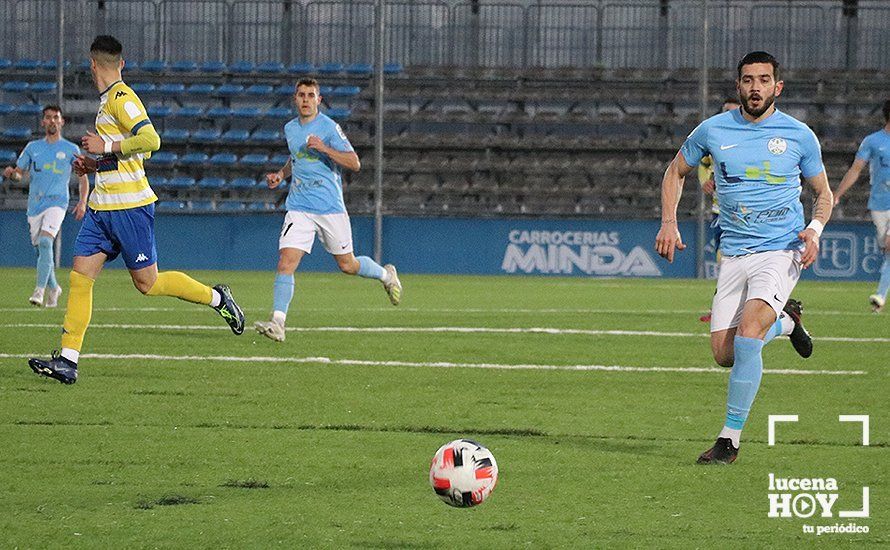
left=61, top=271, right=95, bottom=352
left=146, top=271, right=212, bottom=305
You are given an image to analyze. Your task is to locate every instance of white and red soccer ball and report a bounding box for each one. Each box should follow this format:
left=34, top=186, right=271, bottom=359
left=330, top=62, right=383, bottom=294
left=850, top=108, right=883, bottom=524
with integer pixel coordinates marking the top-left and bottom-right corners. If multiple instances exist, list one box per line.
left=429, top=439, right=498, bottom=507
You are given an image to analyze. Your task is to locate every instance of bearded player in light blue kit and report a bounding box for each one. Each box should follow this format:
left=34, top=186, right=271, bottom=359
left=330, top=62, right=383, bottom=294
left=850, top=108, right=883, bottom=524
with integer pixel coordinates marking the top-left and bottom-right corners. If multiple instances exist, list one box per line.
left=655, top=52, right=834, bottom=464
left=254, top=78, right=402, bottom=342
left=834, top=99, right=890, bottom=313
left=3, top=105, right=89, bottom=307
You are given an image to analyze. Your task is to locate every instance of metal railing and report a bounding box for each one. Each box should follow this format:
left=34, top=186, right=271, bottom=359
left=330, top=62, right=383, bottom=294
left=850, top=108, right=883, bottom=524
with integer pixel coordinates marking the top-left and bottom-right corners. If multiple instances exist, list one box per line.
left=2, top=0, right=889, bottom=70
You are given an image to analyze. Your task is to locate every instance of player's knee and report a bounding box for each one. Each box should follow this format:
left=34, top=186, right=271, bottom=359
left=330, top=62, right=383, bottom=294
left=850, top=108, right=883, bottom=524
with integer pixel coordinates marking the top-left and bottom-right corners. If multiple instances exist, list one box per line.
left=714, top=352, right=734, bottom=368
left=736, top=320, right=767, bottom=340
left=133, top=279, right=153, bottom=294
left=338, top=258, right=359, bottom=275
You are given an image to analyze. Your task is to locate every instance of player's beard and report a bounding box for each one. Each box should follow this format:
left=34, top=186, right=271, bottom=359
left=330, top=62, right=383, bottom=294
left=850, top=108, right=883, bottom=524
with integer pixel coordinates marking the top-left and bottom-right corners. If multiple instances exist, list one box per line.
left=741, top=92, right=775, bottom=118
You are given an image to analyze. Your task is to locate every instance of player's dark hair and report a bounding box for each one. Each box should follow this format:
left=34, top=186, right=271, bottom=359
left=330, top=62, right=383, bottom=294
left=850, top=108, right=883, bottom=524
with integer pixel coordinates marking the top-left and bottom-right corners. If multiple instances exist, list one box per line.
left=42, top=104, right=62, bottom=117
left=90, top=35, right=123, bottom=57
left=295, top=78, right=320, bottom=93
left=737, top=51, right=780, bottom=81
left=883, top=99, right=890, bottom=123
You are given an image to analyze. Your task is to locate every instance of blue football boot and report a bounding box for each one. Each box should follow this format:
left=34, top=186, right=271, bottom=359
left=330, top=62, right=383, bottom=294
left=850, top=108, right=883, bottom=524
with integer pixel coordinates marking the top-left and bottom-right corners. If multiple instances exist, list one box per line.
left=28, top=351, right=78, bottom=385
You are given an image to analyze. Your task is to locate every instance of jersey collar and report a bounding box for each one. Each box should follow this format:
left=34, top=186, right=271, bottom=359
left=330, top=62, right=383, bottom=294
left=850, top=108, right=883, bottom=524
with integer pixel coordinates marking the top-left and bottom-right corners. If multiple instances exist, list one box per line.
left=99, top=80, right=123, bottom=97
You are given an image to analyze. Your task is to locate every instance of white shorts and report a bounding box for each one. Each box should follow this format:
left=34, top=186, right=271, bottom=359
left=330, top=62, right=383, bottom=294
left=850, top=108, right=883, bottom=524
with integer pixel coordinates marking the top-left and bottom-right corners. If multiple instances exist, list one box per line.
left=872, top=210, right=890, bottom=245
left=278, top=211, right=353, bottom=255
left=27, top=206, right=66, bottom=246
left=710, top=249, right=802, bottom=332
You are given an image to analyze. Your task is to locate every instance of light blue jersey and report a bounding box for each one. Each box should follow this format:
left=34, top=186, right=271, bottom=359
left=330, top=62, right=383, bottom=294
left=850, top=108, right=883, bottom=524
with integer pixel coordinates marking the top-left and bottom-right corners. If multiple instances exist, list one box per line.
left=681, top=108, right=824, bottom=256
left=854, top=129, right=890, bottom=211
left=283, top=112, right=354, bottom=215
left=15, top=137, right=79, bottom=216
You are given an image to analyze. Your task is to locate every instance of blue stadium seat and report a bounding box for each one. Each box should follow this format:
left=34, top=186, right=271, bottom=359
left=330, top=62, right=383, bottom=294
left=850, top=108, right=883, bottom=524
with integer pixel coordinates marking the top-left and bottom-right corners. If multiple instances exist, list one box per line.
left=175, top=105, right=204, bottom=118
left=217, top=201, right=245, bottom=211
left=346, top=63, right=372, bottom=75
left=180, top=152, right=209, bottom=166
left=209, top=153, right=237, bottom=166
left=0, top=59, right=12, bottom=70
left=270, top=153, right=289, bottom=166
left=148, top=105, right=173, bottom=118
left=29, top=82, right=57, bottom=94
left=256, top=61, right=285, bottom=74
left=232, top=106, right=261, bottom=118
left=187, top=83, right=215, bottom=95
left=319, top=85, right=334, bottom=96
left=157, top=83, right=185, bottom=94
left=150, top=176, right=167, bottom=188
left=215, top=83, right=244, bottom=96
left=14, top=59, right=41, bottom=70
left=189, top=200, right=214, bottom=211
left=331, top=85, right=361, bottom=97
left=41, top=60, right=70, bottom=70
left=274, top=83, right=294, bottom=96
left=15, top=104, right=43, bottom=115
left=384, top=62, right=404, bottom=75
left=2, top=127, right=32, bottom=139
left=251, top=129, right=281, bottom=143
left=206, top=107, right=231, bottom=118
left=170, top=60, right=197, bottom=72
left=246, top=201, right=275, bottom=211
left=141, top=60, right=167, bottom=72
left=122, top=60, right=138, bottom=71
left=198, top=177, right=226, bottom=189
left=200, top=61, right=227, bottom=73
left=265, top=106, right=291, bottom=119
left=0, top=149, right=17, bottom=163
left=230, top=177, right=258, bottom=189
left=130, top=82, right=155, bottom=94
left=157, top=200, right=186, bottom=210
left=245, top=84, right=273, bottom=96
left=162, top=128, right=190, bottom=143
left=2, top=81, right=29, bottom=92
left=326, top=107, right=352, bottom=120
left=149, top=151, right=177, bottom=166
left=168, top=176, right=196, bottom=189
left=0, top=103, right=14, bottom=115
left=288, top=62, right=314, bottom=75
left=240, top=153, right=269, bottom=166
left=318, top=62, right=344, bottom=74
left=221, top=129, right=250, bottom=143
left=229, top=61, right=254, bottom=74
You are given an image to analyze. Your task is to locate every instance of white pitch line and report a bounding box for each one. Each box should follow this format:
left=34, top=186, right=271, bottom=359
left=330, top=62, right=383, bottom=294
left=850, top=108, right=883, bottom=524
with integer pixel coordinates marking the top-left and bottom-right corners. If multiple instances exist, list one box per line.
left=3, top=323, right=889, bottom=343
left=0, top=353, right=865, bottom=376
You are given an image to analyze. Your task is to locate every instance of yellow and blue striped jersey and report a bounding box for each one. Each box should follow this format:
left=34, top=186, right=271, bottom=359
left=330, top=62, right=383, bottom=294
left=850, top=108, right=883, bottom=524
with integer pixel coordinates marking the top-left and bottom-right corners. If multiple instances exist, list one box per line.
left=90, top=80, right=157, bottom=211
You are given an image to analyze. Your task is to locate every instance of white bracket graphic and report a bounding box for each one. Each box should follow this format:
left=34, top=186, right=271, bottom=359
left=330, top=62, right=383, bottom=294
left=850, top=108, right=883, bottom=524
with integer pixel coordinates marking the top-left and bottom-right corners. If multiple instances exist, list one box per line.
left=839, top=487, right=870, bottom=518
left=838, top=415, right=870, bottom=446
left=768, top=414, right=799, bottom=446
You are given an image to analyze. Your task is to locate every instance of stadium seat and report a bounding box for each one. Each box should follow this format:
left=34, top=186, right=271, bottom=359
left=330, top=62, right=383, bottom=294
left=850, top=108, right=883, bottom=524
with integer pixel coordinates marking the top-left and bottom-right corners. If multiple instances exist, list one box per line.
left=0, top=149, right=17, bottom=163
left=246, top=201, right=275, bottom=211
left=140, top=60, right=167, bottom=72
left=221, top=129, right=250, bottom=143
left=150, top=176, right=167, bottom=187
left=1, top=81, right=29, bottom=92
left=15, top=104, right=43, bottom=115
left=2, top=127, right=32, bottom=139
left=198, top=177, right=226, bottom=189
left=149, top=151, right=177, bottom=166
left=215, top=83, right=244, bottom=96
left=230, top=177, right=258, bottom=189
left=265, top=106, right=291, bottom=119
left=240, top=153, right=269, bottom=167
left=156, top=200, right=186, bottom=210
left=180, top=152, right=209, bottom=166
left=250, top=129, right=280, bottom=143
left=384, top=62, right=404, bottom=75
left=270, top=153, right=289, bottom=166
left=148, top=105, right=173, bottom=118
left=0, top=103, right=14, bottom=115
left=256, top=61, right=285, bottom=74
left=0, top=59, right=12, bottom=70
left=331, top=85, right=361, bottom=97
left=170, top=60, right=197, bottom=72
left=161, top=128, right=190, bottom=143
left=122, top=60, right=138, bottom=71
left=200, top=61, right=226, bottom=73
left=245, top=84, right=273, bottom=96
left=186, top=83, right=215, bottom=95
left=174, top=105, right=204, bottom=118
left=319, top=85, right=334, bottom=96
left=274, top=84, right=294, bottom=96
left=168, top=176, right=196, bottom=189
left=288, top=62, right=314, bottom=75
left=318, top=62, right=344, bottom=74
left=346, top=63, right=372, bottom=75
left=40, top=60, right=69, bottom=70
left=326, top=107, right=351, bottom=120
left=205, top=107, right=231, bottom=118
left=14, top=59, right=40, bottom=70
left=130, top=82, right=155, bottom=94
left=209, top=153, right=237, bottom=166
left=29, top=82, right=57, bottom=94
left=216, top=201, right=245, bottom=211
left=232, top=106, right=262, bottom=118
left=189, top=200, right=214, bottom=210
left=157, top=83, right=186, bottom=94
left=229, top=61, right=254, bottom=74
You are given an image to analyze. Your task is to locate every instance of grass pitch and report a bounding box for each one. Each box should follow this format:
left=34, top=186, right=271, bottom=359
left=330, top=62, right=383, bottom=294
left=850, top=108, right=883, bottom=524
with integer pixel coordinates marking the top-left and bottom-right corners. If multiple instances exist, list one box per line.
left=0, top=267, right=887, bottom=548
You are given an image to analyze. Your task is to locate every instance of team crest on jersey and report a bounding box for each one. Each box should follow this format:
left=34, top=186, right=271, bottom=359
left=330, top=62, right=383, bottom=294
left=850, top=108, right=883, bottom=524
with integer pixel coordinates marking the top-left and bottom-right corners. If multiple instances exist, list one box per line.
left=55, top=151, right=66, bottom=160
left=768, top=137, right=787, bottom=155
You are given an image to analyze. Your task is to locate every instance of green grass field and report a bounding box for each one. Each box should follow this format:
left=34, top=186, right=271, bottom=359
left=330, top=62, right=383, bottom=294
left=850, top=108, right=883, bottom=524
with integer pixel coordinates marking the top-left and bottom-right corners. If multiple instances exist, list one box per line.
left=0, top=267, right=886, bottom=548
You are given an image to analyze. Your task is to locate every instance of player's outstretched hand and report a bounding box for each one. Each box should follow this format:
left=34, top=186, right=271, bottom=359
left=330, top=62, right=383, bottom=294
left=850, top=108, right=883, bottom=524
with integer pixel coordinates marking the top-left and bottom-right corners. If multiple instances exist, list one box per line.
left=2, top=166, right=15, bottom=180
left=81, top=132, right=106, bottom=155
left=265, top=171, right=283, bottom=189
left=73, top=154, right=97, bottom=176
left=73, top=200, right=87, bottom=221
left=306, top=135, right=327, bottom=153
left=655, top=222, right=686, bottom=263
left=798, top=228, right=820, bottom=269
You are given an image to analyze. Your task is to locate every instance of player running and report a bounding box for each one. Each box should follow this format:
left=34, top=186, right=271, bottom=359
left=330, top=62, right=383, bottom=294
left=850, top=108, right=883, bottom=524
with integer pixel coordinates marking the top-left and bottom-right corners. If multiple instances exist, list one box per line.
left=833, top=99, right=890, bottom=313
left=655, top=51, right=833, bottom=464
left=254, top=78, right=401, bottom=342
left=3, top=105, right=88, bottom=307
left=28, top=35, right=244, bottom=385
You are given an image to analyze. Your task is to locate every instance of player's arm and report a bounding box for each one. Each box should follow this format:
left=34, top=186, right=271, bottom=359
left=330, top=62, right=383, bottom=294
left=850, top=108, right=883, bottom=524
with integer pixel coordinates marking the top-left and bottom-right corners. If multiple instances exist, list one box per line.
left=266, top=158, right=292, bottom=189
left=82, top=94, right=160, bottom=156
left=833, top=158, right=867, bottom=205
left=307, top=135, right=360, bottom=172
left=798, top=171, right=833, bottom=269
left=655, top=151, right=694, bottom=263
left=73, top=174, right=89, bottom=220
left=2, top=166, right=24, bottom=182
left=4, top=144, right=31, bottom=182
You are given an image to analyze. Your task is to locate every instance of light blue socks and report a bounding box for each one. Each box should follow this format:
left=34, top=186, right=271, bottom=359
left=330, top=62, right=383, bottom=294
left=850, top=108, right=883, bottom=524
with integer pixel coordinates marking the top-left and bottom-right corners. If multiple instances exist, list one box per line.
left=724, top=336, right=765, bottom=431
left=36, top=235, right=55, bottom=289
left=762, top=313, right=793, bottom=345
left=272, top=273, right=294, bottom=314
left=356, top=256, right=386, bottom=280
left=877, top=253, right=890, bottom=300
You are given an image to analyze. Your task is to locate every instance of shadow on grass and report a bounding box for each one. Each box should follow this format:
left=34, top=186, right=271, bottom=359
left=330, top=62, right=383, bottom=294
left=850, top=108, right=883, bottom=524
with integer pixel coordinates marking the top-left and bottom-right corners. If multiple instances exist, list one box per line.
left=136, top=494, right=201, bottom=509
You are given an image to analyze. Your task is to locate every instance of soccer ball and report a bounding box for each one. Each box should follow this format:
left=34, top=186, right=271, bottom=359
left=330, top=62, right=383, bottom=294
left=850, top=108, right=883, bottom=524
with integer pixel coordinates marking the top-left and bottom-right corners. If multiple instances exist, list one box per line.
left=429, top=439, right=498, bottom=507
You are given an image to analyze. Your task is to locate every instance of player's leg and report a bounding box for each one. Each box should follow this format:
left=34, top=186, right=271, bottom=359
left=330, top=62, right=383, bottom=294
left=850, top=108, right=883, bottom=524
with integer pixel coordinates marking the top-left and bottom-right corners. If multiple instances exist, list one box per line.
left=317, top=213, right=401, bottom=305
left=34, top=207, right=66, bottom=307
left=708, top=254, right=746, bottom=368
left=870, top=211, right=890, bottom=312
